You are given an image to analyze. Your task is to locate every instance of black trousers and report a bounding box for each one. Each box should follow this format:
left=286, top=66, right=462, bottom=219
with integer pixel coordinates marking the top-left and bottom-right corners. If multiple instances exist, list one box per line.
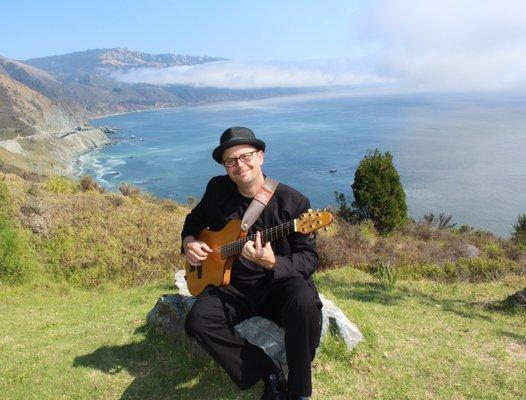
left=185, top=277, right=323, bottom=397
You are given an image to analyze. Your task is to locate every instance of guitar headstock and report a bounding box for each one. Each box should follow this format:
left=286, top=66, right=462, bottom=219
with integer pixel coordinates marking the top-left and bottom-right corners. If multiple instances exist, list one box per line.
left=296, top=209, right=333, bottom=235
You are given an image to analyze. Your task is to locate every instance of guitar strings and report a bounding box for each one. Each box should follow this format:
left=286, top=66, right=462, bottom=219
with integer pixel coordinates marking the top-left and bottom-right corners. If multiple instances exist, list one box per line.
left=217, top=220, right=296, bottom=258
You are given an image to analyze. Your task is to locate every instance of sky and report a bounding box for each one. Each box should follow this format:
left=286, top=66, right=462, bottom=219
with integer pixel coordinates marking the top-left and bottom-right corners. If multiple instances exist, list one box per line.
left=0, top=0, right=360, bottom=61
left=2, top=0, right=526, bottom=92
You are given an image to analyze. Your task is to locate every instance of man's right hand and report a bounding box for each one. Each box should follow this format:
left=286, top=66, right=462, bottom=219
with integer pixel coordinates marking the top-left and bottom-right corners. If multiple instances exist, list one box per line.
left=183, top=236, right=213, bottom=266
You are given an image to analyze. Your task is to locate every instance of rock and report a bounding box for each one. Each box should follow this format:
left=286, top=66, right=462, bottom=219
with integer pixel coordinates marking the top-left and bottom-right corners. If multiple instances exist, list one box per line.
left=146, top=271, right=364, bottom=364
left=318, top=293, right=364, bottom=351
left=505, top=287, right=526, bottom=307
left=146, top=293, right=207, bottom=359
left=464, top=244, right=480, bottom=259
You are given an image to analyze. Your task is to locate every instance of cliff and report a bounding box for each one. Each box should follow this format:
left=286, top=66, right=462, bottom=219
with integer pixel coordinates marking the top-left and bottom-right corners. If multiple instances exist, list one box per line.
left=0, top=56, right=109, bottom=175
left=0, top=73, right=86, bottom=137
left=0, top=128, right=110, bottom=175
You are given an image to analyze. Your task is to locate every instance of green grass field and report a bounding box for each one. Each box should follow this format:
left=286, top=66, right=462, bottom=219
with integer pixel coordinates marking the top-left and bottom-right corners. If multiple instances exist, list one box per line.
left=1, top=267, right=525, bottom=400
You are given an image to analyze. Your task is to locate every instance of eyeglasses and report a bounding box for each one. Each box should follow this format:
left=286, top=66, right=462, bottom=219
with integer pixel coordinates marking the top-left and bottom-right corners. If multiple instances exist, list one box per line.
left=222, top=151, right=257, bottom=168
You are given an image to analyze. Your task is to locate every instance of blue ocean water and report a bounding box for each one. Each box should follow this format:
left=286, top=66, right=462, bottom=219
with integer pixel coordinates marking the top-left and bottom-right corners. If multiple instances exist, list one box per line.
left=84, top=92, right=526, bottom=237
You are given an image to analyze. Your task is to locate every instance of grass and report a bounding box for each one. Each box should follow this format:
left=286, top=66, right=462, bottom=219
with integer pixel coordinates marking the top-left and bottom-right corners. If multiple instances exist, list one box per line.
left=1, top=268, right=525, bottom=399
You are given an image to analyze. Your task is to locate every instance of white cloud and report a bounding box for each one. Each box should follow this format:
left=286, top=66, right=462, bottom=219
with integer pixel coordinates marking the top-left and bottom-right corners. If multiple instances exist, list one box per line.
left=112, top=59, right=384, bottom=89
left=353, top=0, right=526, bottom=92
left=114, top=1, right=526, bottom=92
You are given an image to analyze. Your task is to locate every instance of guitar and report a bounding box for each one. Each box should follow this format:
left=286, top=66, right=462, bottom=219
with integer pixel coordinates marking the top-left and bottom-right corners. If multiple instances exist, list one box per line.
left=185, top=210, right=333, bottom=296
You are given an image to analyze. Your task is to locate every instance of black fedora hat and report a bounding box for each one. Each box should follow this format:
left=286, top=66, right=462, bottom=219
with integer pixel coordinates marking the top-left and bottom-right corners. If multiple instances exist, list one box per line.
left=212, top=126, right=266, bottom=164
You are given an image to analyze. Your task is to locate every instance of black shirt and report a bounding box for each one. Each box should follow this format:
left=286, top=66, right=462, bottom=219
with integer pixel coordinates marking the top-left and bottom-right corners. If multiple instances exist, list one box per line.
left=181, top=175, right=319, bottom=291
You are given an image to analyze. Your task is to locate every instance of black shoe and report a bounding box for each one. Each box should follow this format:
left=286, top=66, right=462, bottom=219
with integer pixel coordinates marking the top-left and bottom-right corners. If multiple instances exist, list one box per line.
left=260, top=372, right=286, bottom=400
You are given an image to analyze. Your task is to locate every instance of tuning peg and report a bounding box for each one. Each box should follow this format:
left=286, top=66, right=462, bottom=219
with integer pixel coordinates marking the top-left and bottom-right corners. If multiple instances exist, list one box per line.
left=308, top=208, right=313, bottom=213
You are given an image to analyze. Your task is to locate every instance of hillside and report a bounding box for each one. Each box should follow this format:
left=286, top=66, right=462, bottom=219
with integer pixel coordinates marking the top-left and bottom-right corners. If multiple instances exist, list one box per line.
left=0, top=172, right=525, bottom=399
left=0, top=53, right=113, bottom=175
left=0, top=61, right=86, bottom=139
left=24, top=48, right=226, bottom=75
left=21, top=48, right=309, bottom=117
left=19, top=48, right=228, bottom=116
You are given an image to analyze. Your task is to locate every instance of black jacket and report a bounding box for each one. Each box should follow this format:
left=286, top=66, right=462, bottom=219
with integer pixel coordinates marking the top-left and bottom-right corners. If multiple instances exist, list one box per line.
left=181, top=175, right=319, bottom=291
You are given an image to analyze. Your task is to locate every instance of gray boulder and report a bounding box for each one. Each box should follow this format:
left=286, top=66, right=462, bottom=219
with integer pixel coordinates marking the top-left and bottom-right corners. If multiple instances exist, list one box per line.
left=505, top=287, right=526, bottom=307
left=147, top=270, right=364, bottom=364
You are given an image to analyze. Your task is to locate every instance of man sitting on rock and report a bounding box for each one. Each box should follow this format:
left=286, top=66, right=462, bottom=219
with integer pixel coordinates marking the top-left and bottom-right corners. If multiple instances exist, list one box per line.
left=182, top=127, right=323, bottom=400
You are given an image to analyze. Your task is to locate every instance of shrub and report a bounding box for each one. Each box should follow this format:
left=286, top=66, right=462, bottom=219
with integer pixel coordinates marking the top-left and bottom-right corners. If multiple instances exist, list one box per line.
left=186, top=196, right=198, bottom=208
left=333, top=191, right=358, bottom=223
left=373, top=260, right=398, bottom=291
left=45, top=175, right=78, bottom=194
left=27, top=184, right=40, bottom=196
left=511, top=213, right=526, bottom=247
left=456, top=224, right=474, bottom=234
left=0, top=182, right=40, bottom=284
left=119, top=182, right=141, bottom=197
left=396, top=258, right=525, bottom=283
left=0, top=217, right=40, bottom=284
left=351, top=149, right=408, bottom=235
left=105, top=193, right=125, bottom=207
left=20, top=200, right=42, bottom=216
left=79, top=175, right=104, bottom=193
left=422, top=212, right=456, bottom=229
left=484, top=242, right=504, bottom=259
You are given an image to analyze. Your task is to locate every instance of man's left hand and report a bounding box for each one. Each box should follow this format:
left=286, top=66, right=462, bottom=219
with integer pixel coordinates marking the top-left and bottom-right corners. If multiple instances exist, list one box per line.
left=241, top=231, right=276, bottom=270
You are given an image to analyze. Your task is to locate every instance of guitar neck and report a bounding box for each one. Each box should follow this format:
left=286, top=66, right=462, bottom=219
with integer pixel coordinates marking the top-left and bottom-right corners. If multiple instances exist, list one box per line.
left=220, top=220, right=296, bottom=258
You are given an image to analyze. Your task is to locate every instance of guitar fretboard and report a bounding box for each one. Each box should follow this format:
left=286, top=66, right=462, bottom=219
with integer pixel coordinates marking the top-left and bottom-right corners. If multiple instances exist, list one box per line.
left=220, top=220, right=296, bottom=258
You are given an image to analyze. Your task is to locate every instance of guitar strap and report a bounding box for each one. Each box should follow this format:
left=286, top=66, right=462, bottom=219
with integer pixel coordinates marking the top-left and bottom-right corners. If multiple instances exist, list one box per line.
left=240, top=177, right=279, bottom=232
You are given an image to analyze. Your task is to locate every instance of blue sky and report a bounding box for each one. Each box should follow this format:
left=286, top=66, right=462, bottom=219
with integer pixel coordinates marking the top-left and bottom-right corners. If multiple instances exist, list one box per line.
left=2, top=0, right=526, bottom=92
left=0, top=0, right=362, bottom=60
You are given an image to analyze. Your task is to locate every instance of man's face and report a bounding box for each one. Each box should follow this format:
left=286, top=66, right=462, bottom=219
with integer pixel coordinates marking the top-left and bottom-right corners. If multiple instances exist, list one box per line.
left=222, top=145, right=264, bottom=187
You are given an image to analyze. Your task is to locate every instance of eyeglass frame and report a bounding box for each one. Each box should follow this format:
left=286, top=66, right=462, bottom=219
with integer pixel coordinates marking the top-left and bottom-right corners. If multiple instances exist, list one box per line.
left=222, top=150, right=259, bottom=168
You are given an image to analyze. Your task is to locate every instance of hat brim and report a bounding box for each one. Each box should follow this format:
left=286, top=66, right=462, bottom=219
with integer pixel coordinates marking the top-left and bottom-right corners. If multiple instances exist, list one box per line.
left=212, top=138, right=266, bottom=164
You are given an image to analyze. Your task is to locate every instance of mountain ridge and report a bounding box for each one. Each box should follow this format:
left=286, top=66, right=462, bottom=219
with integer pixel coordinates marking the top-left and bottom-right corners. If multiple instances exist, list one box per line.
left=23, top=48, right=227, bottom=75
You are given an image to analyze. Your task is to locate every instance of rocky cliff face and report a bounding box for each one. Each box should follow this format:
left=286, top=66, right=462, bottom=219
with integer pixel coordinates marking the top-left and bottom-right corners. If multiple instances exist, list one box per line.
left=0, top=55, right=109, bottom=175
left=0, top=59, right=87, bottom=140
left=0, top=129, right=110, bottom=175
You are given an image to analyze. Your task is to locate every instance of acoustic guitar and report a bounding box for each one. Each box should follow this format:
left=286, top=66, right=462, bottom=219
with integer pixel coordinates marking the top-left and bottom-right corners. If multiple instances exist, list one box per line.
left=185, top=210, right=333, bottom=296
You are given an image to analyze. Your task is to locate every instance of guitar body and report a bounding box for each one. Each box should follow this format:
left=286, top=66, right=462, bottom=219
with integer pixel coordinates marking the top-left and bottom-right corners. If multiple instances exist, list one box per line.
left=185, top=219, right=244, bottom=296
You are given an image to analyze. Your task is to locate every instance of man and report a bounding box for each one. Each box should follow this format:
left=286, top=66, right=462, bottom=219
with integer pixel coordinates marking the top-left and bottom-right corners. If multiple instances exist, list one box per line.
left=182, top=126, right=322, bottom=400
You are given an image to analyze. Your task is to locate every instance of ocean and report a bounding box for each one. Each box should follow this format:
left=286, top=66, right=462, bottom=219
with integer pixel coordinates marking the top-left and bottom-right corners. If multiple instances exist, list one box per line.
left=83, top=91, right=526, bottom=237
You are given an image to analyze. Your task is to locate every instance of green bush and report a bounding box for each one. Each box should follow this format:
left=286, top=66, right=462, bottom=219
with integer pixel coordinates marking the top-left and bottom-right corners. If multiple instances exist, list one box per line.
left=0, top=217, right=40, bottom=284
left=511, top=213, right=526, bottom=247
left=373, top=260, right=398, bottom=291
left=396, top=257, right=524, bottom=283
left=484, top=242, right=504, bottom=259
left=351, top=149, right=408, bottom=235
left=0, top=182, right=40, bottom=284
left=45, top=175, right=78, bottom=194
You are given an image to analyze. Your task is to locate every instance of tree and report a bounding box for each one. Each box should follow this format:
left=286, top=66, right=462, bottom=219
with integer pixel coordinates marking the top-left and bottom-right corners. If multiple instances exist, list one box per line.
left=351, top=149, right=408, bottom=234
left=511, top=213, right=526, bottom=247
